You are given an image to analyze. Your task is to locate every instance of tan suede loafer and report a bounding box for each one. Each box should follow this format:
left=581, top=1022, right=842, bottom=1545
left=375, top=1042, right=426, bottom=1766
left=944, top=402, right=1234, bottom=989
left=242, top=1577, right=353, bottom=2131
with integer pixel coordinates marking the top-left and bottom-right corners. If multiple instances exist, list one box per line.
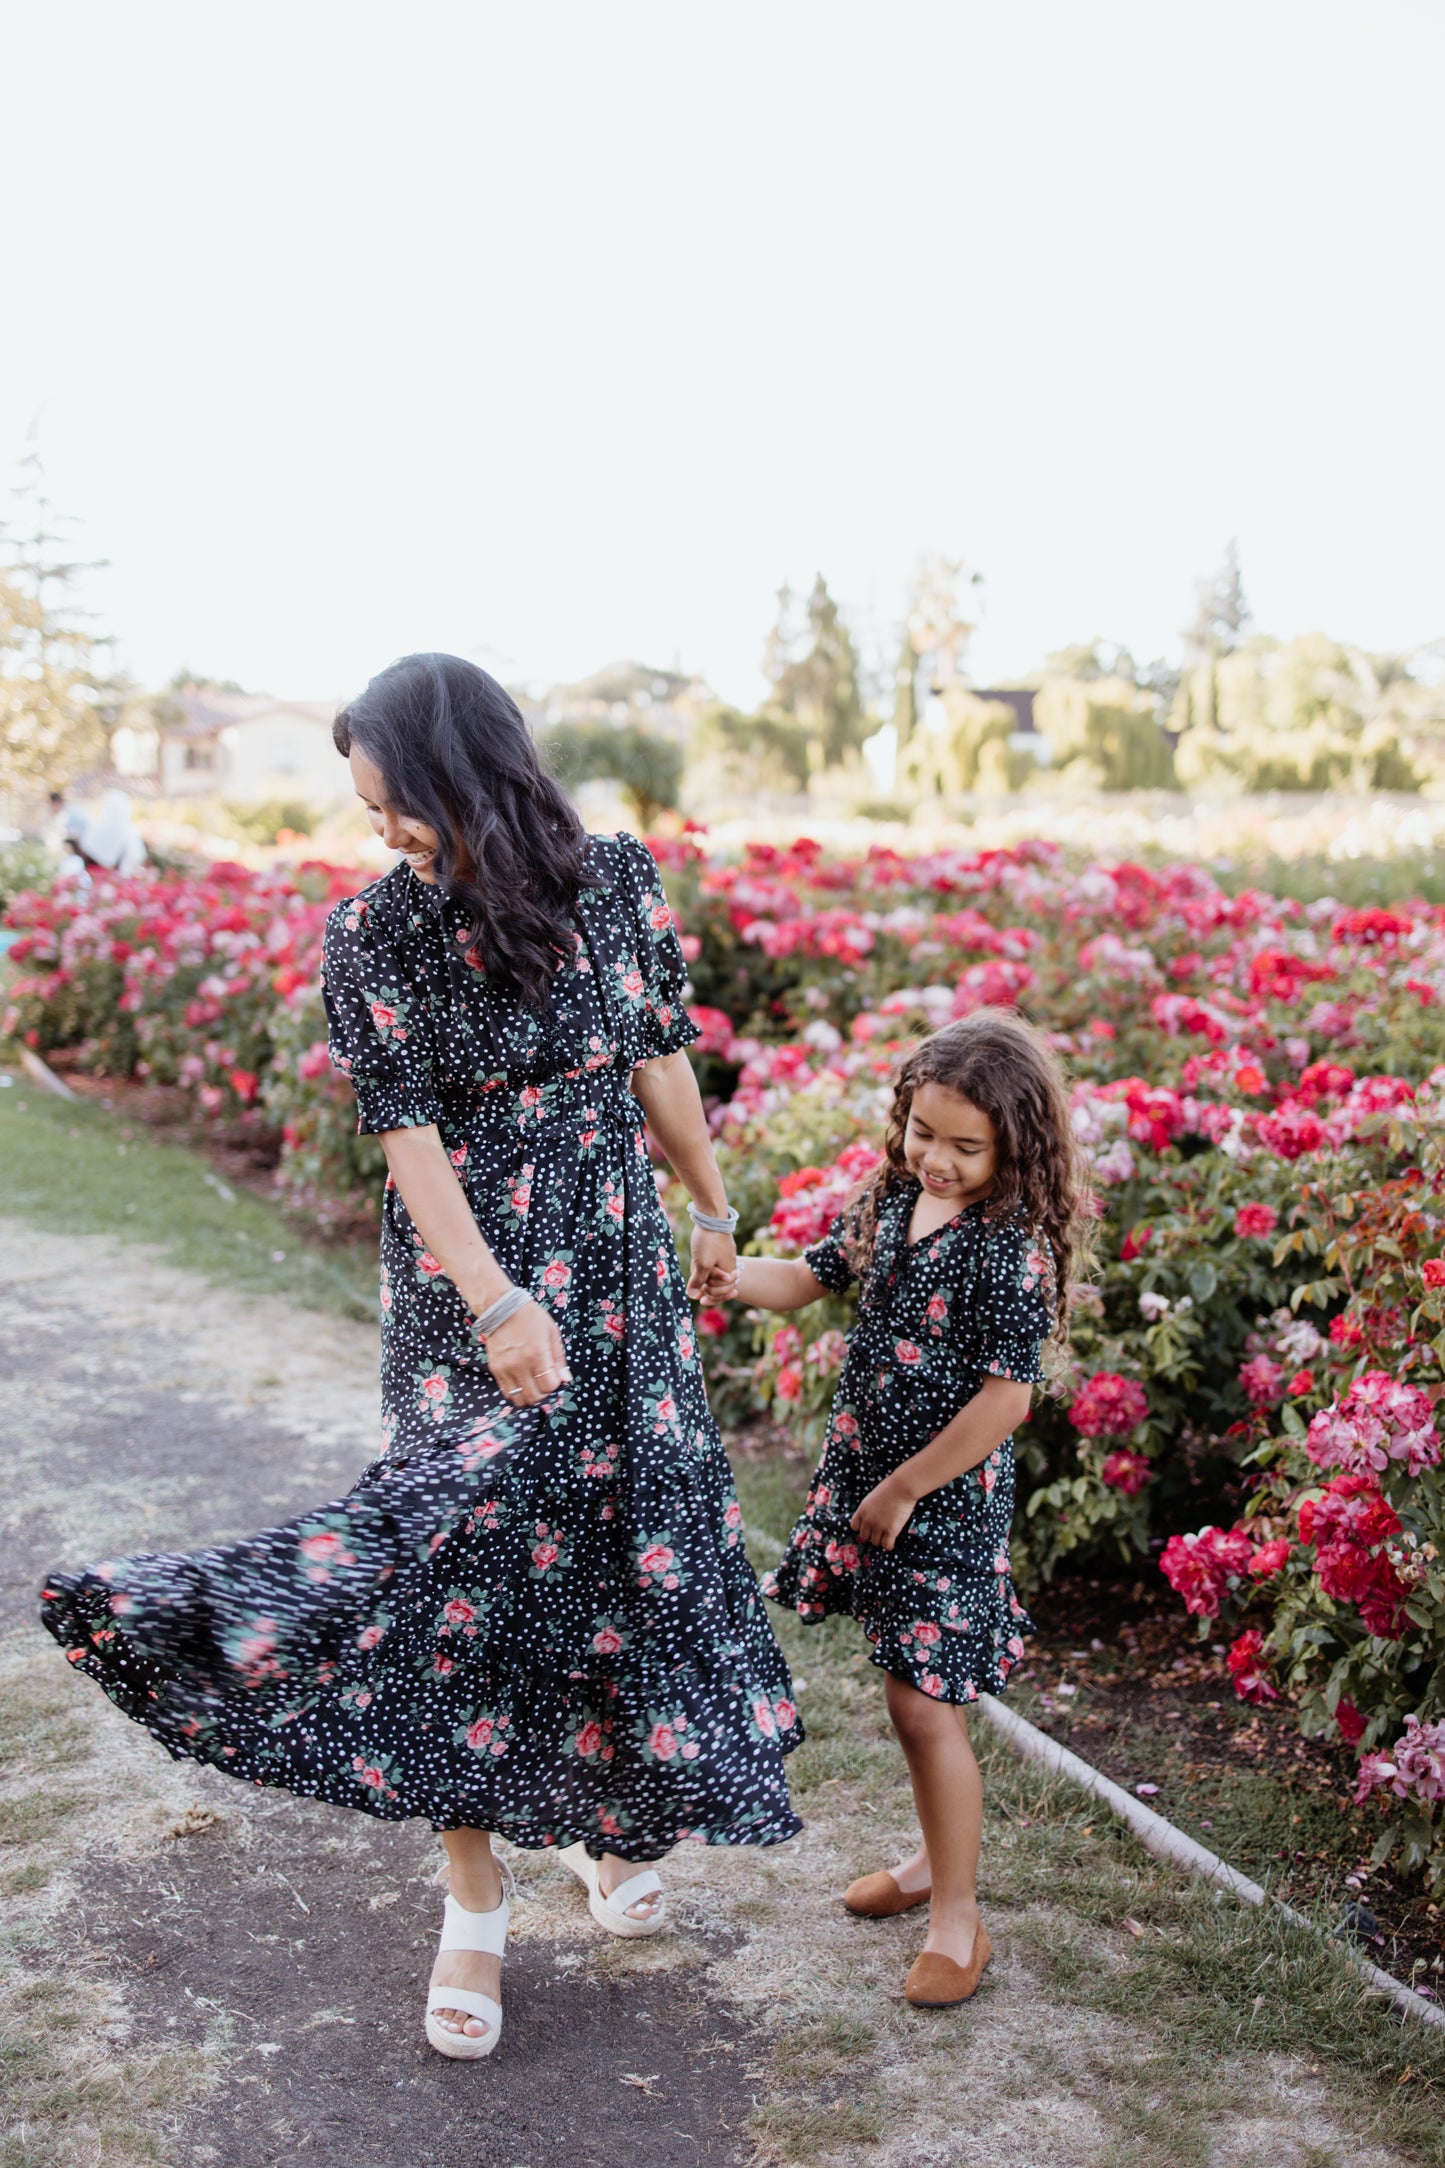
left=904, top=1923, right=992, bottom=2007
left=842, top=1870, right=932, bottom=1917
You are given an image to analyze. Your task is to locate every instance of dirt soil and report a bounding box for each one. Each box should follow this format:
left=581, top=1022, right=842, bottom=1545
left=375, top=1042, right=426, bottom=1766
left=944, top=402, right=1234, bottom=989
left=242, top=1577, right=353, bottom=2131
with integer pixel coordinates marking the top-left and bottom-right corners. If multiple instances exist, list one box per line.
left=1014, top=1571, right=1444, bottom=1987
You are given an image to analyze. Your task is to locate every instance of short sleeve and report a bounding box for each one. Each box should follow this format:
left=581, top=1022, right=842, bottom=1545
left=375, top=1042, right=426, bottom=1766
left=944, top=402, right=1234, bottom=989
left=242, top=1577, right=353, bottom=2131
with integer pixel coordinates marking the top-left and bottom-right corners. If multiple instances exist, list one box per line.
left=960, top=1218, right=1055, bottom=1384
left=321, top=891, right=443, bottom=1136
left=803, top=1209, right=860, bottom=1295
left=611, top=831, right=701, bottom=1062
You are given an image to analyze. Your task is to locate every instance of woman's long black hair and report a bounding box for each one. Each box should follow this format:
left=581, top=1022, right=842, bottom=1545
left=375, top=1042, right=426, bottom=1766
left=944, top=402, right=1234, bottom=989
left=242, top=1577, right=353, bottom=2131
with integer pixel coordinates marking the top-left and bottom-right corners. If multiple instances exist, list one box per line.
left=333, top=654, right=590, bottom=1008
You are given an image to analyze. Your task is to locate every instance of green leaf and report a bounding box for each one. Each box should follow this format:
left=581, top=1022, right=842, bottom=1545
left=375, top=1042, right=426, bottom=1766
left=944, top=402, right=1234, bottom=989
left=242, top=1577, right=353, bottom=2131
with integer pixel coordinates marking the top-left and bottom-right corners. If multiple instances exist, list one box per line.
left=1188, top=1260, right=1217, bottom=1302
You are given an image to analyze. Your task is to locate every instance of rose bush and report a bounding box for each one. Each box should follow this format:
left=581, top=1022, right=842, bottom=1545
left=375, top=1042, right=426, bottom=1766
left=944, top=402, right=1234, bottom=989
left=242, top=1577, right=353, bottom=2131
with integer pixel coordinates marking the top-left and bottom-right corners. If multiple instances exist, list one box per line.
left=8, top=831, right=1445, bottom=1879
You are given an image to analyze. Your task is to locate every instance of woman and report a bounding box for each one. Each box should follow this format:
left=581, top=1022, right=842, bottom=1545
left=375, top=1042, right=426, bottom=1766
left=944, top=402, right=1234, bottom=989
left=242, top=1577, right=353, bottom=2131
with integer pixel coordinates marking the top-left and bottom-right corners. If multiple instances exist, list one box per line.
left=41, top=654, right=802, bottom=2061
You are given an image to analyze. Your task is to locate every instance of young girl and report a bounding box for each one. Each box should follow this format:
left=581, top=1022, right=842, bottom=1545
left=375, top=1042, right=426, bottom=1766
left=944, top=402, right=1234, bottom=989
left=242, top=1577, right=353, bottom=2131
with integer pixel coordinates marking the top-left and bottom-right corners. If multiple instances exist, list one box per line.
left=714, top=1009, right=1088, bottom=2008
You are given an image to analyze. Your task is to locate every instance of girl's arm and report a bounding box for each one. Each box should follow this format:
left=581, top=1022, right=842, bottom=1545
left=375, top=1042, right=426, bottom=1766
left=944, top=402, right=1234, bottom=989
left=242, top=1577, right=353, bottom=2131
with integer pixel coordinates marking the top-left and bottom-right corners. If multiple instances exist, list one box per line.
left=732, top=1255, right=830, bottom=1311
left=850, top=1377, right=1034, bottom=1551
left=628, top=1049, right=737, bottom=1299
left=380, top=1125, right=570, bottom=1407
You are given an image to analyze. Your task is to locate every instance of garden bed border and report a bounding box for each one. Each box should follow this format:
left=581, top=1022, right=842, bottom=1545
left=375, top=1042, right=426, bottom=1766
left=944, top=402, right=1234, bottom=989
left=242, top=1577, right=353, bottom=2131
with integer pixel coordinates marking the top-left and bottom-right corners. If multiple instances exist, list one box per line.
left=976, top=1692, right=1443, bottom=2031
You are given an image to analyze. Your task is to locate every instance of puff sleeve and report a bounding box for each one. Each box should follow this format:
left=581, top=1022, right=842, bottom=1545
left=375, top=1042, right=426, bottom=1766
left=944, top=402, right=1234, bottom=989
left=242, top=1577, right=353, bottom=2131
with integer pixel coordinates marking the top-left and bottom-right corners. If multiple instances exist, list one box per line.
left=611, top=831, right=701, bottom=1062
left=957, top=1217, right=1055, bottom=1384
left=321, top=893, right=443, bottom=1136
left=803, top=1209, right=861, bottom=1295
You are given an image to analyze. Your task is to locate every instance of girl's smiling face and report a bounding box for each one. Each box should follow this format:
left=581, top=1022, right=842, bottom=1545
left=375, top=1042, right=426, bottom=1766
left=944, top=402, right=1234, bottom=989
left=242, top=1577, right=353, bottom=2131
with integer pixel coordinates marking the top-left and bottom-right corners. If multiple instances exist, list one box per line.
left=903, top=1080, right=999, bottom=1208
left=349, top=745, right=443, bottom=881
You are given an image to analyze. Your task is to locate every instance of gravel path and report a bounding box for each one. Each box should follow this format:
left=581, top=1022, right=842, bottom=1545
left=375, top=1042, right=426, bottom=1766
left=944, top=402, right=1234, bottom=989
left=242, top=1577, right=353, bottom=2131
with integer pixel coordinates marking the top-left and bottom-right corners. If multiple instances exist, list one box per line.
left=0, top=1227, right=759, bottom=2168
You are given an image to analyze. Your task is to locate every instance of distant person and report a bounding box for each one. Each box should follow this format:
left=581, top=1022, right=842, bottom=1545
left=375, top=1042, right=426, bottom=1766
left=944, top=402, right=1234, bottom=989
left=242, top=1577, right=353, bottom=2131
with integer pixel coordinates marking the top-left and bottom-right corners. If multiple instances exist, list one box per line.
left=58, top=791, right=148, bottom=880
left=727, top=1011, right=1091, bottom=2006
left=40, top=654, right=802, bottom=2063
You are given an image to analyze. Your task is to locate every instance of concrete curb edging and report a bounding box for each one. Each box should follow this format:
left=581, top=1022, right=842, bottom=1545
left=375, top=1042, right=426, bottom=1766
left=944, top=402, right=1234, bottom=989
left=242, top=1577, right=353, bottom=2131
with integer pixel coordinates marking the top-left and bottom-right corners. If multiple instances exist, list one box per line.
left=975, top=1692, right=1444, bottom=2033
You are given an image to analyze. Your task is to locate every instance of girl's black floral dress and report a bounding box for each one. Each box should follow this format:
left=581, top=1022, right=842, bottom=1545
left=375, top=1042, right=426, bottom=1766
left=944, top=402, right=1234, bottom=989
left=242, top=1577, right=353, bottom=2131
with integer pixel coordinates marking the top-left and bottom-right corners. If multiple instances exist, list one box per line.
left=41, top=833, right=802, bottom=1862
left=762, top=1187, right=1048, bottom=1703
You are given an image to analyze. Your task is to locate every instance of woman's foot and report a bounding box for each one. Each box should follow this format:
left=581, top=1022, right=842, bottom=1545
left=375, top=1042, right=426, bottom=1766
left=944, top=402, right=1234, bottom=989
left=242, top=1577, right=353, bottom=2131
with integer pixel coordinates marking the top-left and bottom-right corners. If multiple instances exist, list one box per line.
left=430, top=1859, right=503, bottom=2039
left=597, top=1851, right=663, bottom=1923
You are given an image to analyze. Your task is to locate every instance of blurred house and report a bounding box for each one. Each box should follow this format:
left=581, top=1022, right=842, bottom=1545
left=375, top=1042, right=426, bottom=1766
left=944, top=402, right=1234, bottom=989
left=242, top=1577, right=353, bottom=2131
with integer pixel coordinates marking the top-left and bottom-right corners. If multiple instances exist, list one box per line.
left=112, top=689, right=352, bottom=806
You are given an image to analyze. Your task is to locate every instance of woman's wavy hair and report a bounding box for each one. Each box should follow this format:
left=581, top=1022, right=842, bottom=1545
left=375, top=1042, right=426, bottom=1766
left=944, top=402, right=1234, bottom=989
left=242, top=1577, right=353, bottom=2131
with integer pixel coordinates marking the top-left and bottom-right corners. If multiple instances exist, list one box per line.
left=849, top=1007, right=1094, bottom=1335
left=333, top=653, right=589, bottom=1008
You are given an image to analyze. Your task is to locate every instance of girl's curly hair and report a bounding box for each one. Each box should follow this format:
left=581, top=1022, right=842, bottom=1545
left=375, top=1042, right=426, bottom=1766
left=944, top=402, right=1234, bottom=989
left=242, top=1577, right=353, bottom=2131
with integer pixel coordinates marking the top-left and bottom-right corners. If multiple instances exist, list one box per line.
left=849, top=1007, right=1094, bottom=1333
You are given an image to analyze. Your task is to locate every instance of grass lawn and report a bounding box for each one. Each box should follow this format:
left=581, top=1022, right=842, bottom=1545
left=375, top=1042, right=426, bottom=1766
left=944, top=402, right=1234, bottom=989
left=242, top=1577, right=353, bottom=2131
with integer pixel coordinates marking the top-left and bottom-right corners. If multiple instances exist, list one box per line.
left=3, top=1070, right=1444, bottom=2165
left=0, top=1067, right=374, bottom=1320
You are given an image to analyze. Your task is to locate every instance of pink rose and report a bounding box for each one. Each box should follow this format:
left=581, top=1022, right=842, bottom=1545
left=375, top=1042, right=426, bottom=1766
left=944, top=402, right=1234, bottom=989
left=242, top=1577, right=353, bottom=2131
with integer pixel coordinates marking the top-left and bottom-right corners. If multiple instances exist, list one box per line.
left=753, top=1698, right=776, bottom=1737
left=466, top=1717, right=495, bottom=1750
left=443, top=1598, right=475, bottom=1626
left=895, top=1341, right=922, bottom=1366
left=532, top=1543, right=559, bottom=1571
left=639, top=1543, right=675, bottom=1573
left=649, top=1722, right=679, bottom=1759
left=574, top=1721, right=602, bottom=1757
left=593, top=1626, right=623, bottom=1655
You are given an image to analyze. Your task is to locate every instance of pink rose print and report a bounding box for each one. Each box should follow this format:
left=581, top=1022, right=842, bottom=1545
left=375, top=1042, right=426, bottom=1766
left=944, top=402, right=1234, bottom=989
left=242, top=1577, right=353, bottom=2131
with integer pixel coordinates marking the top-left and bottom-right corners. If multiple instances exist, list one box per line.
left=895, top=1341, right=922, bottom=1366
left=574, top=1720, right=603, bottom=1757
left=639, top=1543, right=675, bottom=1574
left=649, top=1722, right=679, bottom=1759
left=593, top=1626, right=624, bottom=1655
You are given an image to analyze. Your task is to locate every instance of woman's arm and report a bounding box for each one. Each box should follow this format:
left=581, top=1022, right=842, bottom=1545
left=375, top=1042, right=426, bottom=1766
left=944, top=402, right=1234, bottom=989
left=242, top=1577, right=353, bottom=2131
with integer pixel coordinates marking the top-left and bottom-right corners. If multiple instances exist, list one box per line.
left=849, top=1377, right=1033, bottom=1551
left=379, top=1125, right=570, bottom=1408
left=628, top=1049, right=738, bottom=1300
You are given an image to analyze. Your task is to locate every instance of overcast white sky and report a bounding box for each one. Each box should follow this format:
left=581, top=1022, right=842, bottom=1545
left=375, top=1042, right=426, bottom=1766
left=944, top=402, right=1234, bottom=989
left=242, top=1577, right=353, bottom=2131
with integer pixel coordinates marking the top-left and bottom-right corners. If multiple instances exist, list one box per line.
left=2, top=1, right=1442, bottom=708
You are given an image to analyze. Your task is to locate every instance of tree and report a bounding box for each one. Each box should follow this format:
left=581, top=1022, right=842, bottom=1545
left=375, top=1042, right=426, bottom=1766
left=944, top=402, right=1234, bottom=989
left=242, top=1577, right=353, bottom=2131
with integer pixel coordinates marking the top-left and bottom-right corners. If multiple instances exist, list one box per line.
left=538, top=720, right=683, bottom=828
left=1185, top=539, right=1250, bottom=660
left=687, top=706, right=811, bottom=797
left=1171, top=541, right=1252, bottom=755
left=763, top=573, right=867, bottom=768
left=0, top=455, right=116, bottom=798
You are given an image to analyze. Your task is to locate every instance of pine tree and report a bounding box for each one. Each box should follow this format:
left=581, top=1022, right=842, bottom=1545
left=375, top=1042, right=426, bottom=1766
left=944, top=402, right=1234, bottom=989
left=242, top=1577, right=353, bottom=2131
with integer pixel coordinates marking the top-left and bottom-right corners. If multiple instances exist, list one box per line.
left=0, top=456, right=116, bottom=797
left=1186, top=540, right=1250, bottom=659
left=763, top=573, right=866, bottom=769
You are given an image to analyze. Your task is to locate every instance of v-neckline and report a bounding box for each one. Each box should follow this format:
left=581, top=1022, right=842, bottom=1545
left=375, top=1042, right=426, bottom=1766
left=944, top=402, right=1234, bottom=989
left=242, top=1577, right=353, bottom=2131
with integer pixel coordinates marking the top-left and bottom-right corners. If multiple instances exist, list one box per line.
left=901, top=1182, right=989, bottom=1252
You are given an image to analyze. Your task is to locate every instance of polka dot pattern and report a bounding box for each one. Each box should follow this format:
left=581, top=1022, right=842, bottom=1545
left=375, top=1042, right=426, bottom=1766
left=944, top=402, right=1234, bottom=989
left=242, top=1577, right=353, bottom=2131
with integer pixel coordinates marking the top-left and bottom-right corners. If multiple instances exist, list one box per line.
left=762, top=1186, right=1049, bottom=1704
left=40, top=833, right=802, bottom=1862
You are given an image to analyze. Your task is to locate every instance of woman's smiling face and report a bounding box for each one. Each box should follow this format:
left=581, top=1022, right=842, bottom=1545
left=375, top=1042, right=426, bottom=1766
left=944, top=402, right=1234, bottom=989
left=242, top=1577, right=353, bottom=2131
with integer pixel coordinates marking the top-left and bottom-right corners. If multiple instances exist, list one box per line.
left=349, top=746, right=443, bottom=882
left=903, top=1080, right=999, bottom=1208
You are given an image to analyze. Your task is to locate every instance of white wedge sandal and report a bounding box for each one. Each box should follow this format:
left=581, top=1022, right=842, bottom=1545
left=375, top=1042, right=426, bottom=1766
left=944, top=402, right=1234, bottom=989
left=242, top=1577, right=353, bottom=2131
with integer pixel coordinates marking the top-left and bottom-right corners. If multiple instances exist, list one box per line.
left=558, top=1841, right=667, bottom=1939
left=425, top=1883, right=510, bottom=2060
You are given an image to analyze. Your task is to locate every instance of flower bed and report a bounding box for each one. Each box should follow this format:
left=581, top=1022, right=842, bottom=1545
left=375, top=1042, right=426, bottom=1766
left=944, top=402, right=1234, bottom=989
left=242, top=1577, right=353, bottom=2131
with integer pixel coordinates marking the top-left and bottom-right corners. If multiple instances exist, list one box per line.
left=6, top=832, right=1445, bottom=1887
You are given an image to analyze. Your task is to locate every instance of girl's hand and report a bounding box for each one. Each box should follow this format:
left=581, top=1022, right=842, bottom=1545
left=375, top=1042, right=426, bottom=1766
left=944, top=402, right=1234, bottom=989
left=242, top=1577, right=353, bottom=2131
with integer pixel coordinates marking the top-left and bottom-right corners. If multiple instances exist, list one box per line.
left=686, top=1228, right=737, bottom=1302
left=850, top=1475, right=917, bottom=1552
left=481, top=1301, right=571, bottom=1407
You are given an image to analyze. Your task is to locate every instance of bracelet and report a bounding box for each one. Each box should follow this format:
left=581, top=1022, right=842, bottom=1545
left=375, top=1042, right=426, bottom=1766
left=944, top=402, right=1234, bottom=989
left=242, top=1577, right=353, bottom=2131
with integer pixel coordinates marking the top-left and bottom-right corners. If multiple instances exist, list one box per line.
left=475, top=1286, right=535, bottom=1338
left=688, top=1201, right=739, bottom=1233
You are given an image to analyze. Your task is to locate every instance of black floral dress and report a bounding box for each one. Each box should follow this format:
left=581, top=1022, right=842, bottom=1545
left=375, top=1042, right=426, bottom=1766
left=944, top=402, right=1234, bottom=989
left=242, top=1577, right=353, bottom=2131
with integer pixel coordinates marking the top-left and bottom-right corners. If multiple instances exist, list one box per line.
left=761, top=1187, right=1048, bottom=1703
left=41, top=833, right=802, bottom=1862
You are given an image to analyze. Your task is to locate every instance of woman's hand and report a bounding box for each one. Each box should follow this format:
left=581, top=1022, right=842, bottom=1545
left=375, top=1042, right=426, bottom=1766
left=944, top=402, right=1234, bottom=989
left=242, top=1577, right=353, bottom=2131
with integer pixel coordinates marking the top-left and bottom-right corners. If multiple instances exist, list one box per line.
left=481, top=1300, right=571, bottom=1408
left=850, top=1474, right=917, bottom=1552
left=686, top=1228, right=737, bottom=1302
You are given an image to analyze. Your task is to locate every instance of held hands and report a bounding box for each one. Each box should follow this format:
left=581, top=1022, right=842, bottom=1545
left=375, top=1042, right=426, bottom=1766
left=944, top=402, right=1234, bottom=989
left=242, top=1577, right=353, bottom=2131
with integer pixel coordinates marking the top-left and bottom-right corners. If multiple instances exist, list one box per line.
left=849, top=1474, right=918, bottom=1553
left=480, top=1300, right=571, bottom=1408
left=686, top=1227, right=738, bottom=1304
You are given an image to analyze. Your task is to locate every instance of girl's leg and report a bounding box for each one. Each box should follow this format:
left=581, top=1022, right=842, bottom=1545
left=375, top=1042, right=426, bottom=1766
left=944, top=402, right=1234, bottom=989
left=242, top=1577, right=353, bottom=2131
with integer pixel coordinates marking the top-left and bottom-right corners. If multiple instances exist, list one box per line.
left=431, top=1828, right=503, bottom=2038
left=883, top=1676, right=983, bottom=1965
